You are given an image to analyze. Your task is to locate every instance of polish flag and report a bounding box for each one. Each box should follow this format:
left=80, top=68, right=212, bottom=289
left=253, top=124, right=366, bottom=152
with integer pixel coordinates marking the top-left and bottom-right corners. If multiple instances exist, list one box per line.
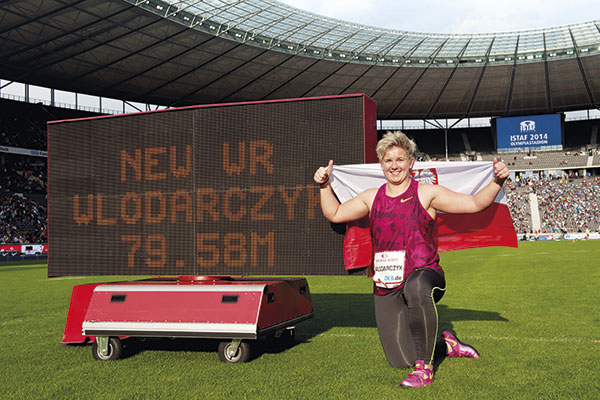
left=330, top=161, right=518, bottom=270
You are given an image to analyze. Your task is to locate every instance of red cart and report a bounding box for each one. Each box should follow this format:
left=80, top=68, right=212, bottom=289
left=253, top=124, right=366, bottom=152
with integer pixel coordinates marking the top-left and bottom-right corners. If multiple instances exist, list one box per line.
left=62, top=276, right=313, bottom=363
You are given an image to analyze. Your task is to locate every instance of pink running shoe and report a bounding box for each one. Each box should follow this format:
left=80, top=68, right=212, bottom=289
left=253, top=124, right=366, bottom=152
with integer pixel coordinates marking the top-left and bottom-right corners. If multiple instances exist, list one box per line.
left=442, top=331, right=480, bottom=358
left=400, top=360, right=434, bottom=388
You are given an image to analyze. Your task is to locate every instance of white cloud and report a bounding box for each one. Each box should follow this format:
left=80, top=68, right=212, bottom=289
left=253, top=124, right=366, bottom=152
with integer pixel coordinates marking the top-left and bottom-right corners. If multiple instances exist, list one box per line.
left=279, top=0, right=600, bottom=33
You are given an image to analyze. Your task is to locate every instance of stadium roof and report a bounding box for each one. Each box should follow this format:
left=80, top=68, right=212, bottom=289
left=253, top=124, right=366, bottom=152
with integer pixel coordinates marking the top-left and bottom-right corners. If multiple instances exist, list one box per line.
left=1, top=0, right=600, bottom=119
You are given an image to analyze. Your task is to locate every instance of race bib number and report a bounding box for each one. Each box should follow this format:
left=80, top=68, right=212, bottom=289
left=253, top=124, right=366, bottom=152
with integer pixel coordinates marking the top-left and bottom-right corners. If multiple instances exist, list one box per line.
left=373, top=250, right=405, bottom=289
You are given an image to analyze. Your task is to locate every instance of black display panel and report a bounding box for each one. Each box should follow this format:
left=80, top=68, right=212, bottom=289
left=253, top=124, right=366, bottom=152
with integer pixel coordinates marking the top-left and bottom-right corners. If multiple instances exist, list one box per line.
left=48, top=95, right=377, bottom=276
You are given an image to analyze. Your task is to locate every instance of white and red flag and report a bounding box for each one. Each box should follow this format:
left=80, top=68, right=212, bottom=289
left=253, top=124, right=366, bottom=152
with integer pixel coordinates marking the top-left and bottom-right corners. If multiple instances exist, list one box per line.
left=330, top=161, right=518, bottom=270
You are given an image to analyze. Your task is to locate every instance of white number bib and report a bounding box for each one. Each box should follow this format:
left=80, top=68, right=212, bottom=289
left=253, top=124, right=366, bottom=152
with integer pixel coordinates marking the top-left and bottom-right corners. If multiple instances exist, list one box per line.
left=373, top=250, right=406, bottom=289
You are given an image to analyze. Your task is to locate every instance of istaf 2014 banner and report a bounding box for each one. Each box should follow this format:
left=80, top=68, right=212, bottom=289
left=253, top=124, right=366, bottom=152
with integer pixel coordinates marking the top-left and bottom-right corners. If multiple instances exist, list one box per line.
left=496, top=114, right=562, bottom=152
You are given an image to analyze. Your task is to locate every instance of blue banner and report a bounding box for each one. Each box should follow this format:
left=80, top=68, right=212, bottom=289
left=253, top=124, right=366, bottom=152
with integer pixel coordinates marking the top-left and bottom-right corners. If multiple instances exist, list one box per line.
left=496, top=114, right=562, bottom=152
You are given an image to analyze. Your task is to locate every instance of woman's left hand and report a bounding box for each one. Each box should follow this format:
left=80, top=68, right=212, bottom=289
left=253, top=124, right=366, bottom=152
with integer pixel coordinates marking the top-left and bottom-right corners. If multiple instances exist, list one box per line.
left=493, top=158, right=509, bottom=183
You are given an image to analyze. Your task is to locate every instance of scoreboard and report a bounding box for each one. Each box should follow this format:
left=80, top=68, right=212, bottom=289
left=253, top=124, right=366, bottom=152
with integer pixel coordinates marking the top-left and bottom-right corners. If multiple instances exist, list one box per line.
left=47, top=95, right=377, bottom=276
left=495, top=113, right=563, bottom=152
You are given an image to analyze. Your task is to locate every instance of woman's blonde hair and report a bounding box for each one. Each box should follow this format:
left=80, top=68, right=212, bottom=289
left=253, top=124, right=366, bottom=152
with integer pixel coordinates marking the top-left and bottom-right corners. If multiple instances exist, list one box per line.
left=376, top=131, right=416, bottom=161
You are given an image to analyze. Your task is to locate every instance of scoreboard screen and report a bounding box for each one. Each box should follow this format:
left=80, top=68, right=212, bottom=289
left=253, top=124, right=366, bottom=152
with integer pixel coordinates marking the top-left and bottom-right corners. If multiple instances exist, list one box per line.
left=495, top=113, right=563, bottom=152
left=47, top=95, right=377, bottom=276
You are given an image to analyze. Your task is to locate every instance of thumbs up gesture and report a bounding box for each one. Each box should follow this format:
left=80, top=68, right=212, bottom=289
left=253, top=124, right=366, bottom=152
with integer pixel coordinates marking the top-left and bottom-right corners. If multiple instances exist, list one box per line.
left=493, top=157, right=509, bottom=184
left=314, top=160, right=334, bottom=186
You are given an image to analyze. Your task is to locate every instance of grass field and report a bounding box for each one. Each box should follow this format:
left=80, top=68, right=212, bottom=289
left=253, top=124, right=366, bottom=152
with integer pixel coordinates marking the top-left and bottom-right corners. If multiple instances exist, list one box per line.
left=1, top=241, right=599, bottom=399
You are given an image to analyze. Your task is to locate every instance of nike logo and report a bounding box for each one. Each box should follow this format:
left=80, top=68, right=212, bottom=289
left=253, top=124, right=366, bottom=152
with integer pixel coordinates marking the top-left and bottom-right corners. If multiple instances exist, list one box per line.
left=400, top=196, right=413, bottom=203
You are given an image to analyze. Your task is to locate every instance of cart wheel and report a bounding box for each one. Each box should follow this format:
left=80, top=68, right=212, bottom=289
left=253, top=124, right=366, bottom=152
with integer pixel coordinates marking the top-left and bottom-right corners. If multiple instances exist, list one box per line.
left=218, top=341, right=251, bottom=363
left=92, top=337, right=123, bottom=361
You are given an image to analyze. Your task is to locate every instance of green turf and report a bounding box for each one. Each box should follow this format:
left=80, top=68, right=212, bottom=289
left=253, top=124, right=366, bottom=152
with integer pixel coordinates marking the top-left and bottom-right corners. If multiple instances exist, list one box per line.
left=1, top=241, right=599, bottom=399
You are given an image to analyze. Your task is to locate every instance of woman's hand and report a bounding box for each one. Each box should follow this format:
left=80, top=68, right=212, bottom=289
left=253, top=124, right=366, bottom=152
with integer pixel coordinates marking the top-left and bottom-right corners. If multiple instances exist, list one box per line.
left=493, top=158, right=509, bottom=184
left=314, top=160, right=334, bottom=186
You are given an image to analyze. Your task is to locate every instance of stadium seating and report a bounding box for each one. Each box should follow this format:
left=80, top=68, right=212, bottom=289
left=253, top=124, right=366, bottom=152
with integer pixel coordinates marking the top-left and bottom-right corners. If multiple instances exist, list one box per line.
left=479, top=150, right=592, bottom=170
left=1, top=100, right=99, bottom=246
left=1, top=99, right=599, bottom=246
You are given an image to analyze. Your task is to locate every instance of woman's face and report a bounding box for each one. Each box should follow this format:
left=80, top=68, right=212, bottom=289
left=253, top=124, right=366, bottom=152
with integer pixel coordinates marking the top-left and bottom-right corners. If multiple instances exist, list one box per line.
left=380, top=146, right=414, bottom=186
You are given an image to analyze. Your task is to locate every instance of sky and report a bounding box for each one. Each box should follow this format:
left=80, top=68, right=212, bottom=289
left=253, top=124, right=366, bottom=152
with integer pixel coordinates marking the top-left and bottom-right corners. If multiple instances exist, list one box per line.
left=279, top=0, right=600, bottom=34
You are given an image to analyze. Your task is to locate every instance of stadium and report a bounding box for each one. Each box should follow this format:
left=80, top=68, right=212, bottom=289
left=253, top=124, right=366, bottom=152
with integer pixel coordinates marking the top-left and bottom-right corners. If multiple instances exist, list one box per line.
left=1, top=0, right=599, bottom=398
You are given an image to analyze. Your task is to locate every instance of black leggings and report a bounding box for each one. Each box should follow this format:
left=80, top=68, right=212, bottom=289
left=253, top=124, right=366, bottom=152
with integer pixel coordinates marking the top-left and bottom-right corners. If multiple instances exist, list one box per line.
left=373, top=268, right=446, bottom=368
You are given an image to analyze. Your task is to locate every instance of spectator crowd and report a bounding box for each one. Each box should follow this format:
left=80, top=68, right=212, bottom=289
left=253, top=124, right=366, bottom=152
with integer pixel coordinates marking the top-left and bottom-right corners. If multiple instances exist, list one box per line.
left=1, top=101, right=48, bottom=245
left=0, top=194, right=47, bottom=244
left=504, top=180, right=532, bottom=234
left=1, top=156, right=47, bottom=245
left=505, top=176, right=600, bottom=234
left=535, top=177, right=600, bottom=234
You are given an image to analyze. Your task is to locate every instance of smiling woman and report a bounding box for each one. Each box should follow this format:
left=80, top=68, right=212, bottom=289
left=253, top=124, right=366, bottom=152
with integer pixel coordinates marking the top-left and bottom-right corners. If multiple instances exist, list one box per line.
left=313, top=130, right=509, bottom=387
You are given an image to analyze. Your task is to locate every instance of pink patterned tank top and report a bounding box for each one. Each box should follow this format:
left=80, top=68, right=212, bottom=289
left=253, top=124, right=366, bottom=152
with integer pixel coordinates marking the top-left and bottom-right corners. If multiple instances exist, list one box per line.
left=370, top=179, right=443, bottom=295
